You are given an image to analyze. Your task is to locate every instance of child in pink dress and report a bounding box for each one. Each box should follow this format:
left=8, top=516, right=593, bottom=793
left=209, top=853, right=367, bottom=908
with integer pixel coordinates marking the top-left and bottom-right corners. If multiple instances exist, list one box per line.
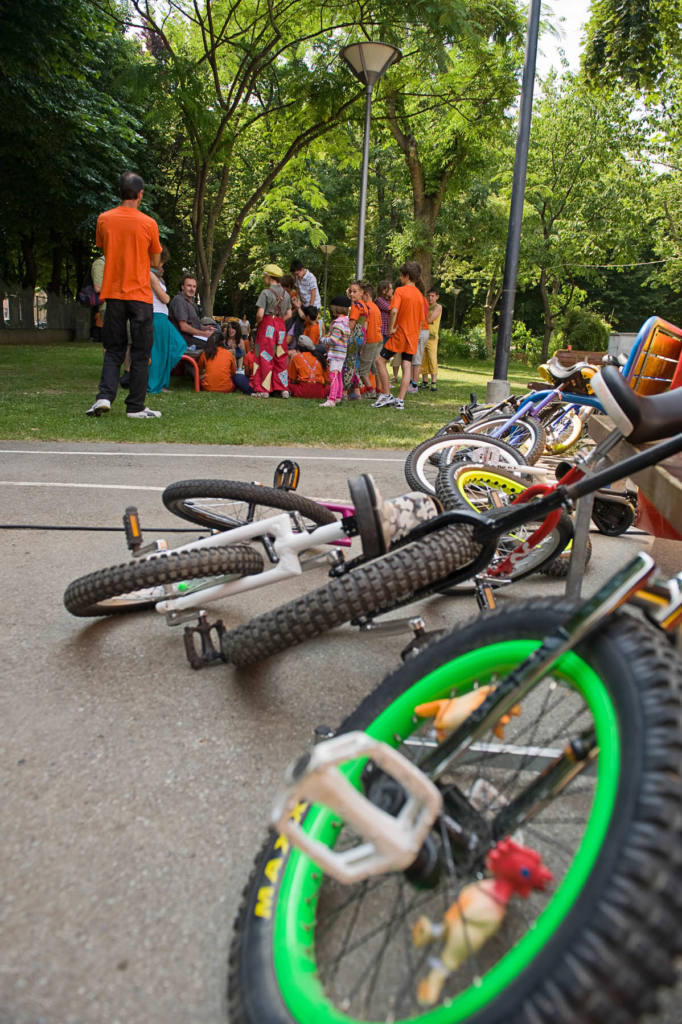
left=319, top=295, right=351, bottom=407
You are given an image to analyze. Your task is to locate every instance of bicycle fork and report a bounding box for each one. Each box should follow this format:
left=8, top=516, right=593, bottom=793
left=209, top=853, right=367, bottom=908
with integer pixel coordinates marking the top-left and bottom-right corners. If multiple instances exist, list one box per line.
left=272, top=552, right=657, bottom=884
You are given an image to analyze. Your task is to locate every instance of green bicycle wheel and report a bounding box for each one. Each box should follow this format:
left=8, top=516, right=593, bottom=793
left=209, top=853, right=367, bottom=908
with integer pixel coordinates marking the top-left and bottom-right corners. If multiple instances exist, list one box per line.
left=228, top=602, right=682, bottom=1024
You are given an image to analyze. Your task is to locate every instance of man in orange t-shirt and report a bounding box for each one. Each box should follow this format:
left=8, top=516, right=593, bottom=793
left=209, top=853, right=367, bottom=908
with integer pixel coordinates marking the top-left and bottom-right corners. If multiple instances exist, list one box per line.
left=86, top=171, right=162, bottom=419
left=372, top=261, right=426, bottom=410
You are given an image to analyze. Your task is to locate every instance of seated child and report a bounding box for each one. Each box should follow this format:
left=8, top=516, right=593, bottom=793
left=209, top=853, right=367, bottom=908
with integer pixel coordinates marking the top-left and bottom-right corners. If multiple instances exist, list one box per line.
left=198, top=331, right=237, bottom=392
left=288, top=348, right=328, bottom=399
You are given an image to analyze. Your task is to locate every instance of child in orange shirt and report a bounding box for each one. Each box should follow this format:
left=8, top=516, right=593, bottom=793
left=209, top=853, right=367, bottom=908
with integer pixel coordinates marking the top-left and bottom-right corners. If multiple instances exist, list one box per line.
left=372, top=261, right=427, bottom=410
left=198, top=331, right=237, bottom=392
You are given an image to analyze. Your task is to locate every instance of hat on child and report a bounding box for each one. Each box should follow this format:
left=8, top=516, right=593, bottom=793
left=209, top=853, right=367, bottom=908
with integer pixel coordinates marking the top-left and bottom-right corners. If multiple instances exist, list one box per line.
left=330, top=295, right=351, bottom=308
left=263, top=263, right=284, bottom=279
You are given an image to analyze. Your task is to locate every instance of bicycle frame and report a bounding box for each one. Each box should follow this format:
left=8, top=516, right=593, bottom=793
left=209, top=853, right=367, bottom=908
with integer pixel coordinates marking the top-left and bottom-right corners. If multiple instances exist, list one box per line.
left=153, top=513, right=348, bottom=619
left=274, top=548, right=682, bottom=882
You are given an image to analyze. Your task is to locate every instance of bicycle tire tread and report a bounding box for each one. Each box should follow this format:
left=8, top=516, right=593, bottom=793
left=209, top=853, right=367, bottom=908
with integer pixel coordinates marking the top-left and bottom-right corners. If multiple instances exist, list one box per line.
left=64, top=546, right=264, bottom=617
left=222, top=523, right=482, bottom=666
left=162, top=479, right=336, bottom=529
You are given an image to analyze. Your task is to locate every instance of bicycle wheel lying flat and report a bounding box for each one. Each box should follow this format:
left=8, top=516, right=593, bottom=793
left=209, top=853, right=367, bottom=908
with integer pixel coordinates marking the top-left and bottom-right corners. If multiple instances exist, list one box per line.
left=162, top=479, right=337, bottom=532
left=542, top=405, right=586, bottom=455
left=468, top=415, right=546, bottom=465
left=228, top=601, right=682, bottom=1024
left=404, top=433, right=526, bottom=496
left=436, top=463, right=576, bottom=581
left=64, top=546, right=264, bottom=616
left=221, top=523, right=484, bottom=667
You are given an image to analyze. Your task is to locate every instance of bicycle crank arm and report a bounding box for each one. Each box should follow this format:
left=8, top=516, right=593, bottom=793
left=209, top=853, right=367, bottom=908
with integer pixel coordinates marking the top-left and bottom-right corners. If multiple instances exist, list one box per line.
left=271, top=731, right=442, bottom=885
left=420, top=552, right=656, bottom=781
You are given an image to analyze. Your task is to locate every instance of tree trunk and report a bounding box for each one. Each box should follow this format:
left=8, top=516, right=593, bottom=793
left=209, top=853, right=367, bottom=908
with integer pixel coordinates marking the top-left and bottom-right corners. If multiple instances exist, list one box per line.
left=483, top=272, right=503, bottom=357
left=539, top=267, right=555, bottom=361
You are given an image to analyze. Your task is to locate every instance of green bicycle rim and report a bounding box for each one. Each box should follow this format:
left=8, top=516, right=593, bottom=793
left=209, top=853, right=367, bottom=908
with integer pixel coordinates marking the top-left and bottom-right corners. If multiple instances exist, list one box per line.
left=272, top=639, right=621, bottom=1024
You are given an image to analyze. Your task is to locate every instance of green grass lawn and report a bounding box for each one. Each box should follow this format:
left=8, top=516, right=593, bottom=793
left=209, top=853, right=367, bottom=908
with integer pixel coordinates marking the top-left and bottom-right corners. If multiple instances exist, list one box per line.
left=0, top=343, right=538, bottom=449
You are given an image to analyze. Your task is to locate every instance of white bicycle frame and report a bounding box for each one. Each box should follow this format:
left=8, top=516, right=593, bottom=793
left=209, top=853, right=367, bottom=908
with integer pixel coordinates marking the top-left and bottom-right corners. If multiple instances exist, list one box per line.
left=151, top=513, right=346, bottom=617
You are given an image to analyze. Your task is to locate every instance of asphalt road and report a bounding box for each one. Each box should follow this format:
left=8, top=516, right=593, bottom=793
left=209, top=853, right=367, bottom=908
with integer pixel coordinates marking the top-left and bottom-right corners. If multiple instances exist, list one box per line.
left=0, top=440, right=679, bottom=1024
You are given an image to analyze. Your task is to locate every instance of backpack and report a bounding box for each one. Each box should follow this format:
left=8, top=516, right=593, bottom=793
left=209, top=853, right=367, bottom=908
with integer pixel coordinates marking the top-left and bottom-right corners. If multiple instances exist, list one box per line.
left=78, top=280, right=100, bottom=307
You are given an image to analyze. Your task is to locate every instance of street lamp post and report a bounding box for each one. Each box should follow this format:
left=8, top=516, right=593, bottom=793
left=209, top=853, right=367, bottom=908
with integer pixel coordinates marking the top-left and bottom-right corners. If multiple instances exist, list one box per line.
left=340, top=42, right=401, bottom=280
left=319, top=243, right=336, bottom=314
left=489, top=0, right=542, bottom=403
left=451, top=286, right=462, bottom=331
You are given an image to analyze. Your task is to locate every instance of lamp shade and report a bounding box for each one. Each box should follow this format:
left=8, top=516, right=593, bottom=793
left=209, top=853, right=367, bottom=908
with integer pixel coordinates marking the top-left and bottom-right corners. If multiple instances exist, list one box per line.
left=340, top=42, right=401, bottom=87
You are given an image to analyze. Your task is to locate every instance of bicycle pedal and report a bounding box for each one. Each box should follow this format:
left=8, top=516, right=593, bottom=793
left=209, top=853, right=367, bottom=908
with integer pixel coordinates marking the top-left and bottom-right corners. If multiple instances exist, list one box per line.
left=271, top=731, right=442, bottom=884
left=183, top=613, right=227, bottom=669
left=273, top=459, right=300, bottom=491
left=123, top=506, right=143, bottom=553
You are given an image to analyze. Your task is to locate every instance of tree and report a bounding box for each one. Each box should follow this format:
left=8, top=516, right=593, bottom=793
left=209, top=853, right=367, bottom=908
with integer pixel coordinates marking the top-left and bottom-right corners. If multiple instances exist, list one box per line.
left=378, top=0, right=524, bottom=288
left=584, top=0, right=682, bottom=88
left=521, top=73, right=651, bottom=358
left=0, top=0, right=149, bottom=316
left=121, top=0, right=479, bottom=313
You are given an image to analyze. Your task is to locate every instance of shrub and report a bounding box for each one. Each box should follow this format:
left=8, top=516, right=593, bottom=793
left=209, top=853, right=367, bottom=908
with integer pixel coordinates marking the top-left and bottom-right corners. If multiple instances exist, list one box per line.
left=439, top=327, right=487, bottom=362
left=560, top=308, right=610, bottom=351
left=510, top=321, right=543, bottom=364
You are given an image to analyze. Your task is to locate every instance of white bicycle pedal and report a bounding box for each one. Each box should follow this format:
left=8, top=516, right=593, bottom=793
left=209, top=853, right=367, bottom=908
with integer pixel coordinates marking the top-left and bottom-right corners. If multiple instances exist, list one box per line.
left=271, top=731, right=442, bottom=884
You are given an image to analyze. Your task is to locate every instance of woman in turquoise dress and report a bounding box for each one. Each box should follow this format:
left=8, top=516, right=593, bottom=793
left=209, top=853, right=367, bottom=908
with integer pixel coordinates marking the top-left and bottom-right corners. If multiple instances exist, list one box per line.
left=147, top=247, right=187, bottom=394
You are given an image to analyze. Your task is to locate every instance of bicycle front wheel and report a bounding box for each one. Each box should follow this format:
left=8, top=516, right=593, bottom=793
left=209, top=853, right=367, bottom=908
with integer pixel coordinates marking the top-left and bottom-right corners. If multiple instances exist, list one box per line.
left=468, top=415, right=546, bottom=464
left=436, top=463, right=575, bottom=581
left=404, top=433, right=527, bottom=496
left=64, top=546, right=264, bottom=616
left=228, top=601, right=682, bottom=1024
left=162, top=479, right=337, bottom=532
left=221, top=523, right=484, bottom=667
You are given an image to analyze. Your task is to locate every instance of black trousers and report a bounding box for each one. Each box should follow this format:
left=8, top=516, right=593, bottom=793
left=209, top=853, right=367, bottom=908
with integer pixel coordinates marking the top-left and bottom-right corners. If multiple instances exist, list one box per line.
left=97, top=299, right=153, bottom=412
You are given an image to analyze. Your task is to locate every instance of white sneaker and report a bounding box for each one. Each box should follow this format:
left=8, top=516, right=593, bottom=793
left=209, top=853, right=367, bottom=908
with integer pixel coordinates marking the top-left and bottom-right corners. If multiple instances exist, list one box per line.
left=126, top=407, right=162, bottom=419
left=393, top=398, right=405, bottom=410
left=280, top=390, right=290, bottom=399
left=372, top=394, right=395, bottom=408
left=86, top=398, right=111, bottom=417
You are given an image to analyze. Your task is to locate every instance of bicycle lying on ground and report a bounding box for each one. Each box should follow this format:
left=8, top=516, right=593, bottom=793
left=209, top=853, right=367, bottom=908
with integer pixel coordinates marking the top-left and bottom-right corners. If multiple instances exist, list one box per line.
left=64, top=366, right=682, bottom=673
left=227, top=546, right=682, bottom=1024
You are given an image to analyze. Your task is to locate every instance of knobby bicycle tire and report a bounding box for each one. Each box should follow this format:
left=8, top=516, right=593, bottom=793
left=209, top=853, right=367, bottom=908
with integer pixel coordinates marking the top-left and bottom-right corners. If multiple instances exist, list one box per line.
left=592, top=496, right=637, bottom=537
left=468, top=415, right=546, bottom=465
left=221, top=523, right=483, bottom=667
left=537, top=535, right=593, bottom=577
left=64, top=546, right=264, bottom=617
left=436, top=463, right=575, bottom=581
left=162, top=479, right=336, bottom=532
left=228, top=600, right=682, bottom=1024
left=404, top=433, right=526, bottom=496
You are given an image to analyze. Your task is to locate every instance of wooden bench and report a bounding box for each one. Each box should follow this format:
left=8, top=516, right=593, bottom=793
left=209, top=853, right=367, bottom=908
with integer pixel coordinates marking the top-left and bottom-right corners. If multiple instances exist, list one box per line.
left=553, top=349, right=606, bottom=368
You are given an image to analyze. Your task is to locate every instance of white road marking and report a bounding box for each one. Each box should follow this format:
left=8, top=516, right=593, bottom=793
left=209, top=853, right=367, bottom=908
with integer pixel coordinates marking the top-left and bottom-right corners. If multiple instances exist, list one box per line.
left=0, top=481, right=163, bottom=490
left=0, top=448, right=403, bottom=463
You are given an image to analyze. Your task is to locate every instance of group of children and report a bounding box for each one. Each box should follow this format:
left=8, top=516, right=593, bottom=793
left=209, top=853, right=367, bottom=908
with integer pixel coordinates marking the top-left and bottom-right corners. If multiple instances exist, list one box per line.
left=194, top=259, right=443, bottom=407
left=320, top=263, right=442, bottom=410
